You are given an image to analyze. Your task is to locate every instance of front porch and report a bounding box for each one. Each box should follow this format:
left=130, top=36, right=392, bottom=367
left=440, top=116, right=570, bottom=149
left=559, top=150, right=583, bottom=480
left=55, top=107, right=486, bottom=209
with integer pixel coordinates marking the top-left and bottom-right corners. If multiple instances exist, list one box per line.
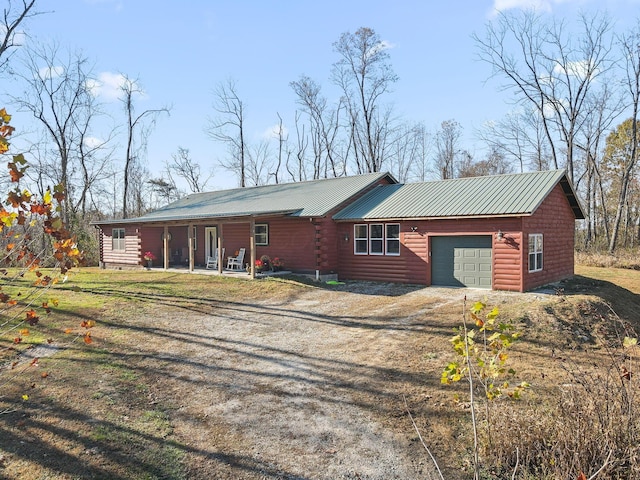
left=144, top=264, right=293, bottom=280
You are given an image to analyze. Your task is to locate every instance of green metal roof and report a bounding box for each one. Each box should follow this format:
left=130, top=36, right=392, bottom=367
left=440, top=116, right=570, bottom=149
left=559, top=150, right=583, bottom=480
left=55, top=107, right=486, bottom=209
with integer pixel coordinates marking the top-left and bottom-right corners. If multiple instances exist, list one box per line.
left=333, top=169, right=585, bottom=220
left=96, top=172, right=396, bottom=225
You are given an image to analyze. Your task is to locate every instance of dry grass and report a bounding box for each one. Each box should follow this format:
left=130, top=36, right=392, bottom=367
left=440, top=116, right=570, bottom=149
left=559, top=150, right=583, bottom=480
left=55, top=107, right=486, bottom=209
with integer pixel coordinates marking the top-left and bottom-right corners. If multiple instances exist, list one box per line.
left=1, top=266, right=640, bottom=479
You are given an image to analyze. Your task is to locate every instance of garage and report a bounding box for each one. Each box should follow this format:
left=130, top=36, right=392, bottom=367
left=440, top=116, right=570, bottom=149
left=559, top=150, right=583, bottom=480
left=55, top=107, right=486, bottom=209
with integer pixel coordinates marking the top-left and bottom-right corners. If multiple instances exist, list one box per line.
left=431, top=236, right=493, bottom=288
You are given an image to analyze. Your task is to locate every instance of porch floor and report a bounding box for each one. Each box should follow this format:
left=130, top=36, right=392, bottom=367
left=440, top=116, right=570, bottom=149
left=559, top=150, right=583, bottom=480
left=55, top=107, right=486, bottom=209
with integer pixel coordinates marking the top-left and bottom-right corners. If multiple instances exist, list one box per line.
left=146, top=266, right=292, bottom=280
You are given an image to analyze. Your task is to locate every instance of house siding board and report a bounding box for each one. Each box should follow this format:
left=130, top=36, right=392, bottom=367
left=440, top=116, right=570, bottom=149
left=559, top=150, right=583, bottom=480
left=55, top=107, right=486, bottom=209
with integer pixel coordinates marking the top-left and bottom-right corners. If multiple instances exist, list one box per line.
left=253, top=218, right=319, bottom=273
left=522, top=184, right=576, bottom=291
left=101, top=225, right=141, bottom=267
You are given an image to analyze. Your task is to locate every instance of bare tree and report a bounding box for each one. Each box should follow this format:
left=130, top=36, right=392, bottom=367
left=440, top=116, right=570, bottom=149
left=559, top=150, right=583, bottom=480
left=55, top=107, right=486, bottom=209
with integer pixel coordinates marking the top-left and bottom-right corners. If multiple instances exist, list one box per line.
left=121, top=75, right=169, bottom=219
left=475, top=10, right=615, bottom=183
left=11, top=42, right=94, bottom=224
left=332, top=27, right=398, bottom=173
left=290, top=75, right=343, bottom=178
left=207, top=79, right=247, bottom=187
left=271, top=113, right=287, bottom=184
left=458, top=145, right=513, bottom=178
left=167, top=146, right=212, bottom=193
left=246, top=140, right=271, bottom=186
left=435, top=119, right=463, bottom=179
left=0, top=0, right=40, bottom=70
left=607, top=23, right=640, bottom=252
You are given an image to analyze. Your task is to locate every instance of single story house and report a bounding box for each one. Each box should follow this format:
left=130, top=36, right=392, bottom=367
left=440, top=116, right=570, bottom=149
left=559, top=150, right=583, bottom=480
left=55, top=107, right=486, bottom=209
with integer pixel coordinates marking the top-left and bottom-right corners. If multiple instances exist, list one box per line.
left=93, top=169, right=584, bottom=292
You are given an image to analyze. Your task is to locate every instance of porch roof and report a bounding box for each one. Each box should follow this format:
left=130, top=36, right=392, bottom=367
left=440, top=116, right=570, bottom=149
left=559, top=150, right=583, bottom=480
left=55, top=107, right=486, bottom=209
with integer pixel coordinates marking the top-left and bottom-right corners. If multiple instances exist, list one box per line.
left=94, top=172, right=396, bottom=225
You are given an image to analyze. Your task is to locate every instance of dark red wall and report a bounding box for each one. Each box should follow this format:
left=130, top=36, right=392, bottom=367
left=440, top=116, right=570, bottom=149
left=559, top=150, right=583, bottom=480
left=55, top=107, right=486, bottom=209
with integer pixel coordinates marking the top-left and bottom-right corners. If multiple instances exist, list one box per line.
left=522, top=184, right=577, bottom=291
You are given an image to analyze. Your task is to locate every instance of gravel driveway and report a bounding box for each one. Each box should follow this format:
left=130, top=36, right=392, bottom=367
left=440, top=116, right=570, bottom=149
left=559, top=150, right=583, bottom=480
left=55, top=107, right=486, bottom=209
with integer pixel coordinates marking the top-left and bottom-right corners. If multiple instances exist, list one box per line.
left=128, top=282, right=537, bottom=479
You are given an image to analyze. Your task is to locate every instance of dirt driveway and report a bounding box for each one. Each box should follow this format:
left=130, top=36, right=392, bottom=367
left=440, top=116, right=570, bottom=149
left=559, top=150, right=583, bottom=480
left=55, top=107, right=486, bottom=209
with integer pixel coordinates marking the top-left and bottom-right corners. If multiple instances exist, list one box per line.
left=116, top=281, right=540, bottom=480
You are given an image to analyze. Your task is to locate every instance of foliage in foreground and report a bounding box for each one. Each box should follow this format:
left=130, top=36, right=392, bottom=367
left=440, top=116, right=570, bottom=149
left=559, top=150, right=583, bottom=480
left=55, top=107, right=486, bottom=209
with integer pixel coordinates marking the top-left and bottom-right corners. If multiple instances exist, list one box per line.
left=0, top=109, right=85, bottom=409
left=438, top=296, right=640, bottom=480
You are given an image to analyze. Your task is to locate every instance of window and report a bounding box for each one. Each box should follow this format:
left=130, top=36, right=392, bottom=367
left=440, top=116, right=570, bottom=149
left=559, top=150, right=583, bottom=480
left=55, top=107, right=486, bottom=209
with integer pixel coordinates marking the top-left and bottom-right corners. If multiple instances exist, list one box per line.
left=112, top=228, right=125, bottom=251
left=353, top=223, right=401, bottom=256
left=370, top=224, right=384, bottom=255
left=386, top=224, right=400, bottom=255
left=255, top=224, right=268, bottom=246
left=354, top=224, right=368, bottom=254
left=528, top=234, right=543, bottom=272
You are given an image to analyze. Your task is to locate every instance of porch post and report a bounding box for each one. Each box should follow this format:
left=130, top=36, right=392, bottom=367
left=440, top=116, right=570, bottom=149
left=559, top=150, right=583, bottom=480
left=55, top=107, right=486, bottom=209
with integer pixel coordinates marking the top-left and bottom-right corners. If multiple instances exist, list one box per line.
left=217, top=224, right=223, bottom=274
left=188, top=223, right=194, bottom=272
left=250, top=218, right=256, bottom=279
left=163, top=225, right=169, bottom=270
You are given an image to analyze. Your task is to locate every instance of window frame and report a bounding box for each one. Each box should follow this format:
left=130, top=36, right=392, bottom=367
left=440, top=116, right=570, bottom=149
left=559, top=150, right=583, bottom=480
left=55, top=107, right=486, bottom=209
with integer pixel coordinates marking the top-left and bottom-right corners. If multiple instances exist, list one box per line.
left=369, top=223, right=384, bottom=255
left=112, top=228, right=125, bottom=252
left=255, top=223, right=269, bottom=246
left=352, top=223, right=401, bottom=256
left=528, top=233, right=543, bottom=273
left=354, top=224, right=368, bottom=255
left=385, top=223, right=400, bottom=256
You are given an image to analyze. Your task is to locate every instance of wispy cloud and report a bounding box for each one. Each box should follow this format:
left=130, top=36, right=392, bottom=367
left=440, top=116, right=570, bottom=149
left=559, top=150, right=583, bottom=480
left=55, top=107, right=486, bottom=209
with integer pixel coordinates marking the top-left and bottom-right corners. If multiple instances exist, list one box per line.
left=490, top=0, right=581, bottom=15
left=38, top=65, right=64, bottom=80
left=86, top=71, right=129, bottom=101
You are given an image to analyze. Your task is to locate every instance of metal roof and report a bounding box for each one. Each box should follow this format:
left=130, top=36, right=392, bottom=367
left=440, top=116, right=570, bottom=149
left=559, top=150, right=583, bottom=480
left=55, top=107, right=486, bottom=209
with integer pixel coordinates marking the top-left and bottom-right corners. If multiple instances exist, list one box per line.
left=95, top=172, right=396, bottom=225
left=333, top=169, right=585, bottom=220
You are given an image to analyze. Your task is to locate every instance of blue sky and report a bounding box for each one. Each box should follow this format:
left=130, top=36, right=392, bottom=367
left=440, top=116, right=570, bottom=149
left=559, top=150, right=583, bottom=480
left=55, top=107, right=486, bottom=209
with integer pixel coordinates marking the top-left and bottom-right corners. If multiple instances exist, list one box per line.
left=7, top=0, right=640, bottom=190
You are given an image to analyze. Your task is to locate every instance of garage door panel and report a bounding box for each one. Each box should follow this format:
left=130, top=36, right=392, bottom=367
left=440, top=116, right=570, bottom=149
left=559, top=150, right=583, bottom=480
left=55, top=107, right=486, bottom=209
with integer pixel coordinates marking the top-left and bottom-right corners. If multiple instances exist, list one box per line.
left=431, top=236, right=492, bottom=288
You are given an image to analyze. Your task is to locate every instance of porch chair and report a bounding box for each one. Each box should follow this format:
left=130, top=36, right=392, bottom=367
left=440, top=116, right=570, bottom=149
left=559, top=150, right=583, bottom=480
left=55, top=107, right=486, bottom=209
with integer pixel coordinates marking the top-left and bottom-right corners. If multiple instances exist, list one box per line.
left=226, top=248, right=246, bottom=270
left=205, top=248, right=225, bottom=270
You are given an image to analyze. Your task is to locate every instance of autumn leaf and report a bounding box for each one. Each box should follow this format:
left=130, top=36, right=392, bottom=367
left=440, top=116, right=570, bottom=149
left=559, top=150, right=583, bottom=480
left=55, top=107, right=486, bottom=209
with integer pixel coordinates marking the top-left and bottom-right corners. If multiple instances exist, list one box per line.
left=623, top=337, right=638, bottom=348
left=0, top=107, right=12, bottom=123
left=81, top=320, right=96, bottom=329
left=19, top=328, right=29, bottom=336
left=25, top=309, right=39, bottom=326
left=21, top=394, right=28, bottom=401
left=41, top=372, right=49, bottom=378
left=13, top=337, right=21, bottom=344
left=83, top=332, right=92, bottom=344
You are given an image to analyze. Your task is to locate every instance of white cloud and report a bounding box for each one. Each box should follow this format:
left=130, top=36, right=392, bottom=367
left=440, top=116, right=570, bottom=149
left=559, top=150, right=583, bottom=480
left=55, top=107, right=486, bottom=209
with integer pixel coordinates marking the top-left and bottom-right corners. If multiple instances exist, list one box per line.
left=86, top=71, right=130, bottom=101
left=553, top=59, right=596, bottom=79
left=38, top=65, right=64, bottom=80
left=490, top=0, right=574, bottom=15
left=83, top=136, right=104, bottom=149
left=261, top=124, right=289, bottom=140
left=365, top=40, right=396, bottom=59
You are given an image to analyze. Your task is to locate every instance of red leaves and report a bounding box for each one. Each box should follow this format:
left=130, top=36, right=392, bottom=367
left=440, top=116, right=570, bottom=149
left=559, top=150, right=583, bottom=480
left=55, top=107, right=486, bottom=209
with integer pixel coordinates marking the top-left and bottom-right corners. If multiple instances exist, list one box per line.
left=25, top=309, right=39, bottom=326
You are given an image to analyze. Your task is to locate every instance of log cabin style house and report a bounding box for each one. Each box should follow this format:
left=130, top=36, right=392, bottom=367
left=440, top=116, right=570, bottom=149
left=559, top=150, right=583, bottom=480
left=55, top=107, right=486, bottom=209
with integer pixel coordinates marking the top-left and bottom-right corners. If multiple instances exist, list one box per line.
left=93, top=169, right=584, bottom=292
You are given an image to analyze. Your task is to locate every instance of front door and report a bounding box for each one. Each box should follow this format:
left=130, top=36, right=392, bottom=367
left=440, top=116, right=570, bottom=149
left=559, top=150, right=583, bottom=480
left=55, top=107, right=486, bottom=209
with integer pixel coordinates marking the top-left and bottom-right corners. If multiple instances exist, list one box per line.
left=205, top=227, right=218, bottom=259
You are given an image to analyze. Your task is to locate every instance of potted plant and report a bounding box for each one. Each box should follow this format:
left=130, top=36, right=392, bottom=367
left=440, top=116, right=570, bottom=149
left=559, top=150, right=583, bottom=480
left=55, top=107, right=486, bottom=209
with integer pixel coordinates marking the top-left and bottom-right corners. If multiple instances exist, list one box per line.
left=260, top=255, right=271, bottom=271
left=143, top=251, right=157, bottom=269
left=254, top=259, right=264, bottom=273
left=272, top=257, right=284, bottom=272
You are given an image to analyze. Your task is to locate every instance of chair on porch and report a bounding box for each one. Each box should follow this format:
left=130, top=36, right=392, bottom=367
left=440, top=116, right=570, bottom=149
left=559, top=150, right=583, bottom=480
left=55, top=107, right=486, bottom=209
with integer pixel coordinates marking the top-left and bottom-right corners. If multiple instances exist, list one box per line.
left=206, top=248, right=225, bottom=270
left=226, top=248, right=246, bottom=270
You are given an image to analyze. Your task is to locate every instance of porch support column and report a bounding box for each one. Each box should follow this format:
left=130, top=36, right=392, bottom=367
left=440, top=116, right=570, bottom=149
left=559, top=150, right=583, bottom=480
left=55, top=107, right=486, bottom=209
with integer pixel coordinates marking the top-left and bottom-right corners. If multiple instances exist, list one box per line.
left=217, top=224, right=223, bottom=274
left=163, top=225, right=169, bottom=270
left=188, top=223, right=194, bottom=272
left=249, top=218, right=256, bottom=279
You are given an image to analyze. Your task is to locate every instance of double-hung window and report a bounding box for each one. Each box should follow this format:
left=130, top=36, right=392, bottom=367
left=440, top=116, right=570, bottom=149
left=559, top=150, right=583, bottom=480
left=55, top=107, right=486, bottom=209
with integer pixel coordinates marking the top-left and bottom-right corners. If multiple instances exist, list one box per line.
left=369, top=224, right=384, bottom=255
left=255, top=224, right=269, bottom=246
left=528, top=234, right=543, bottom=272
left=112, top=228, right=125, bottom=251
left=354, top=224, right=368, bottom=254
left=385, top=224, right=400, bottom=255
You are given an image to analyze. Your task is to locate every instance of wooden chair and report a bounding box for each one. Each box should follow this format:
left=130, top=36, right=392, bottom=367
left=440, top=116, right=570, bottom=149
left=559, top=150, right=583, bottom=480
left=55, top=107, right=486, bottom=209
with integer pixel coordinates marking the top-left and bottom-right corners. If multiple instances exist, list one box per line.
left=226, top=248, right=246, bottom=270
left=205, top=248, right=225, bottom=269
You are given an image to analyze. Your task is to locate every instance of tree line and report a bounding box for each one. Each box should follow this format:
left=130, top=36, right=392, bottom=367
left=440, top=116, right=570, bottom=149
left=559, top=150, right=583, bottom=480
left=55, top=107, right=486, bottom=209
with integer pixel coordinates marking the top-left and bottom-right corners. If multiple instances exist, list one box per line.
left=2, top=2, right=640, bottom=258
